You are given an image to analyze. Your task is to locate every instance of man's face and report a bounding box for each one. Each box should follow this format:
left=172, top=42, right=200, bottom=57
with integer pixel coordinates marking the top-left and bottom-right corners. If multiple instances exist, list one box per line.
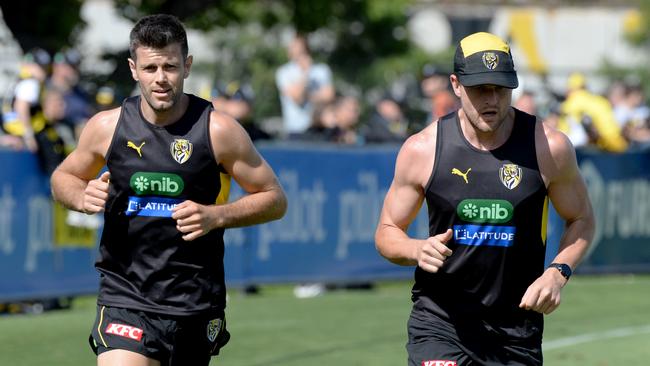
left=451, top=74, right=512, bottom=133
left=128, top=43, right=192, bottom=114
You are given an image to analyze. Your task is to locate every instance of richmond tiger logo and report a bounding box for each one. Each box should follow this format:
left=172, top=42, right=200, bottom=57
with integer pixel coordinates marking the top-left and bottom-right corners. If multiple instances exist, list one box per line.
left=170, top=138, right=193, bottom=164
left=499, top=163, right=522, bottom=190
left=482, top=52, right=499, bottom=70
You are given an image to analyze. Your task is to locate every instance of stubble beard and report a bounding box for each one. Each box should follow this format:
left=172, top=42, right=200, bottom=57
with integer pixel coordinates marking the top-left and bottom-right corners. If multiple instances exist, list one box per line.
left=141, top=85, right=180, bottom=114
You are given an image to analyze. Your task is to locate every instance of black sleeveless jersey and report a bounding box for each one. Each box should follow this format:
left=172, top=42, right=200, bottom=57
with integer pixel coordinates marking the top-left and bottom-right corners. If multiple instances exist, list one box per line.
left=97, top=94, right=226, bottom=316
left=413, top=109, right=548, bottom=339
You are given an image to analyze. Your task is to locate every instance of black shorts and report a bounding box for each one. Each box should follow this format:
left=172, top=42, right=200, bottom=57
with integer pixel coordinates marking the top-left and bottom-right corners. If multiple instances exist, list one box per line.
left=89, top=305, right=230, bottom=366
left=406, top=300, right=542, bottom=366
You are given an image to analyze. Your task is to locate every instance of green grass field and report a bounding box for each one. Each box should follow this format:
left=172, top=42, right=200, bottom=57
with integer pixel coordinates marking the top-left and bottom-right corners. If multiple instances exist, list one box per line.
left=1, top=275, right=649, bottom=366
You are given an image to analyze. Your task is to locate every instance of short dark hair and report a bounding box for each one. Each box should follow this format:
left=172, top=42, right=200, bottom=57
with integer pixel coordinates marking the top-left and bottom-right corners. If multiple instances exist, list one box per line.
left=129, top=14, right=188, bottom=60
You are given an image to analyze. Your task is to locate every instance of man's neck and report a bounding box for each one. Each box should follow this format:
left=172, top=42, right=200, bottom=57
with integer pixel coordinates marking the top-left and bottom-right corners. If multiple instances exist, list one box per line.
left=140, top=93, right=189, bottom=127
left=458, top=107, right=515, bottom=151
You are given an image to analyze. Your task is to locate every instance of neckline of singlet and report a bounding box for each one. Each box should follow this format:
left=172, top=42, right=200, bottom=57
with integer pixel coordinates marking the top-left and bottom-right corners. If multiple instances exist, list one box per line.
left=450, top=108, right=522, bottom=155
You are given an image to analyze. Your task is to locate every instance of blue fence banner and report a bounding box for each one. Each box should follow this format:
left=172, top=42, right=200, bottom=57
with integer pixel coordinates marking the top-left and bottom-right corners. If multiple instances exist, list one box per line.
left=0, top=151, right=98, bottom=302
left=1, top=145, right=649, bottom=301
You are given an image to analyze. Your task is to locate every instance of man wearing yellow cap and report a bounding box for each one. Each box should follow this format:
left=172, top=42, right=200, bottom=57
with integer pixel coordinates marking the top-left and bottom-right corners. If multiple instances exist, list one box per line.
left=375, top=32, right=595, bottom=365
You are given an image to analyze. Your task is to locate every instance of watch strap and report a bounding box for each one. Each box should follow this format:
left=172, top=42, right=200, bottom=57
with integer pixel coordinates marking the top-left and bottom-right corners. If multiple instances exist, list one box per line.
left=548, top=263, right=572, bottom=280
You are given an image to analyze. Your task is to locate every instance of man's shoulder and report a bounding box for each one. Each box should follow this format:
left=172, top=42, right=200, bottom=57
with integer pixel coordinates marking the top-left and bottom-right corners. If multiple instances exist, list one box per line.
left=400, top=123, right=437, bottom=158
left=83, top=107, right=121, bottom=134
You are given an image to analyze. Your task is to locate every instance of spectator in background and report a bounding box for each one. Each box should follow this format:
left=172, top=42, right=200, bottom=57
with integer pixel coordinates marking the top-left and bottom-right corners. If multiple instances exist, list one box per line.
left=275, top=34, right=335, bottom=138
left=3, top=47, right=51, bottom=152
left=544, top=100, right=588, bottom=148
left=514, top=90, right=537, bottom=115
left=420, top=64, right=457, bottom=125
left=212, top=81, right=271, bottom=142
left=607, top=79, right=627, bottom=111
left=31, top=89, right=69, bottom=175
left=360, top=93, right=408, bottom=144
left=94, top=84, right=119, bottom=112
left=47, top=48, right=92, bottom=140
left=300, top=102, right=339, bottom=142
left=613, top=82, right=650, bottom=149
left=333, top=95, right=361, bottom=145
left=561, top=72, right=627, bottom=152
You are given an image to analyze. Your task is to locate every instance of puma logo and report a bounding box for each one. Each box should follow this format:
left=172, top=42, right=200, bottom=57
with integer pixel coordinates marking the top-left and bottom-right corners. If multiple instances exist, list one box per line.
left=451, top=167, right=471, bottom=184
left=127, top=141, right=145, bottom=157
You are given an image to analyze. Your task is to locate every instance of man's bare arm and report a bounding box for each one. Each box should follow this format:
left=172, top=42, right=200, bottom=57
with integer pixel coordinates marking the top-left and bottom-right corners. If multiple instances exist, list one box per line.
left=50, top=108, right=119, bottom=212
left=172, top=111, right=287, bottom=241
left=375, top=124, right=453, bottom=271
left=520, top=123, right=595, bottom=314
left=542, top=123, right=595, bottom=268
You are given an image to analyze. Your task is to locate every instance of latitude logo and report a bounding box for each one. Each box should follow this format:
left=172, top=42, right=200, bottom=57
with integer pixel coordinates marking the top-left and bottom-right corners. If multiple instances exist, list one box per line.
left=457, top=199, right=513, bottom=224
left=130, top=172, right=184, bottom=197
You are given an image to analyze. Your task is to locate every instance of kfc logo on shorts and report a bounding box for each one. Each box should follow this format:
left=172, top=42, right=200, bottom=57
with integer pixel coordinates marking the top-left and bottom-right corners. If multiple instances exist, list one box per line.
left=105, top=323, right=144, bottom=341
left=422, top=361, right=457, bottom=366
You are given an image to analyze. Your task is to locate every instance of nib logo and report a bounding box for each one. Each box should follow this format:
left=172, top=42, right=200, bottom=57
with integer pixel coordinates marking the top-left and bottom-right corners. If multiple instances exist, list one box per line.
left=134, top=176, right=149, bottom=191
left=456, top=199, right=513, bottom=224
left=422, top=361, right=457, bottom=366
left=130, top=172, right=184, bottom=197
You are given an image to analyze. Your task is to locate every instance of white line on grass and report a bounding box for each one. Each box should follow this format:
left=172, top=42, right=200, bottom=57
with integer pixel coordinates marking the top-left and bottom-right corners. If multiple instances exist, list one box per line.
left=544, top=324, right=650, bottom=350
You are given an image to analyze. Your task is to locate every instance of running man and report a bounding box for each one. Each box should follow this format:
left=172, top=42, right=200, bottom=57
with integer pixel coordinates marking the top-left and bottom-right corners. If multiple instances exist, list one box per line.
left=375, top=32, right=595, bottom=365
left=50, top=14, right=287, bottom=366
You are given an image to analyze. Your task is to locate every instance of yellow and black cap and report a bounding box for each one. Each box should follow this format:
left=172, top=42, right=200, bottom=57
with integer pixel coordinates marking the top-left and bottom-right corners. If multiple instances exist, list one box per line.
left=454, top=32, right=518, bottom=89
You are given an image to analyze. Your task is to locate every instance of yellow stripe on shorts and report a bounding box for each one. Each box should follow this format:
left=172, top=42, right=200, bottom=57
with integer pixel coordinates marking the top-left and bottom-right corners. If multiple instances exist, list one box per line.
left=98, top=306, right=108, bottom=347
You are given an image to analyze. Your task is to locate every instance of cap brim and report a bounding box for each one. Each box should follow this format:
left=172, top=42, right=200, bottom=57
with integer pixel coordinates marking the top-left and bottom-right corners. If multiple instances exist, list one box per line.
left=457, top=72, right=518, bottom=89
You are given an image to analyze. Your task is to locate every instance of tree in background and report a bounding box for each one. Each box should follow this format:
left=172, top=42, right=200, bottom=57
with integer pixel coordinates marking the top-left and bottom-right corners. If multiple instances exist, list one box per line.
left=2, top=0, right=454, bottom=126
left=112, top=0, right=450, bottom=125
left=601, top=0, right=650, bottom=99
left=1, top=0, right=85, bottom=52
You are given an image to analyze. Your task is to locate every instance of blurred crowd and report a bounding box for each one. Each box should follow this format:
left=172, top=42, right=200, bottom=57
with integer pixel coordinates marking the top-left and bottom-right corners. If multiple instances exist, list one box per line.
left=2, top=36, right=649, bottom=177
left=0, top=46, right=118, bottom=175
left=520, top=72, right=650, bottom=153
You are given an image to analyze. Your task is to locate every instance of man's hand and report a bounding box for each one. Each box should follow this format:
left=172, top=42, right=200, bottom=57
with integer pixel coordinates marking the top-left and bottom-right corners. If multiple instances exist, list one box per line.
left=83, top=171, right=110, bottom=214
left=519, top=268, right=567, bottom=314
left=415, top=229, right=453, bottom=273
left=172, top=200, right=217, bottom=241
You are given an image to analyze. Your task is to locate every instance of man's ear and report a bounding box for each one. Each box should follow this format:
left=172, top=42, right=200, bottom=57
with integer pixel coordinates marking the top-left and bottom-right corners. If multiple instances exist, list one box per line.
left=184, top=55, right=193, bottom=79
left=128, top=58, right=138, bottom=81
left=450, top=74, right=462, bottom=98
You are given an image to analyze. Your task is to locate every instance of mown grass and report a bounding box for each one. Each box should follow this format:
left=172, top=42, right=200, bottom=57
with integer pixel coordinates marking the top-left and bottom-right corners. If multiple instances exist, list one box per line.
left=0, top=275, right=648, bottom=366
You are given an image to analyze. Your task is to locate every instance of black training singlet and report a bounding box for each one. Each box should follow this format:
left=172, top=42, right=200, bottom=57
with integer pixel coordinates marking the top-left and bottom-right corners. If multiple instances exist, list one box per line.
left=97, top=94, right=226, bottom=316
left=413, top=109, right=548, bottom=340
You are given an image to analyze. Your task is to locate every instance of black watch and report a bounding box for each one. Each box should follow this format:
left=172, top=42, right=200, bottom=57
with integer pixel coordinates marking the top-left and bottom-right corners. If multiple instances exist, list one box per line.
left=548, top=263, right=572, bottom=280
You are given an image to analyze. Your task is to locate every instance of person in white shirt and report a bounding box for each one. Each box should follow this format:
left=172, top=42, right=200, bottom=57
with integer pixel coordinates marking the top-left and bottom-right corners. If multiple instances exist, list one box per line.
left=275, top=34, right=335, bottom=138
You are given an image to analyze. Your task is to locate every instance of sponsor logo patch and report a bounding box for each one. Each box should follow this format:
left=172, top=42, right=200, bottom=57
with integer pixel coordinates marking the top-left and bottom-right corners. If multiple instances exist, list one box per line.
left=127, top=140, right=145, bottom=157
left=499, top=163, right=522, bottom=190
left=453, top=224, right=516, bottom=247
left=451, top=167, right=471, bottom=184
left=125, top=196, right=182, bottom=217
left=207, top=318, right=223, bottom=342
left=170, top=138, right=193, bottom=164
left=422, top=361, right=457, bottom=366
left=457, top=199, right=513, bottom=224
left=105, top=323, right=143, bottom=341
left=130, top=172, right=184, bottom=197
